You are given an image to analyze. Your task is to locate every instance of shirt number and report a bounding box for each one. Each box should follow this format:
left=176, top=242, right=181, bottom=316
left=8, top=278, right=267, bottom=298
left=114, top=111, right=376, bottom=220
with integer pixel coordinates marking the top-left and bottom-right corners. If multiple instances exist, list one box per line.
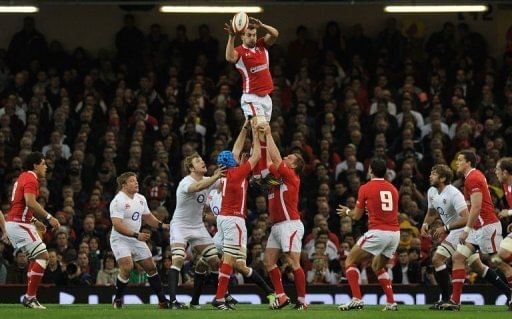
left=11, top=181, right=18, bottom=202
left=380, top=191, right=393, bottom=212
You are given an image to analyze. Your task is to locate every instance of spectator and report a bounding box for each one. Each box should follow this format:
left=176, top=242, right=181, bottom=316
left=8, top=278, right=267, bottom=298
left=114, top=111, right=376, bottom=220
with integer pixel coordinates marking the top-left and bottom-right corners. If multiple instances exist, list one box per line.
left=392, top=248, right=422, bottom=284
left=96, top=255, right=119, bottom=286
left=6, top=250, right=28, bottom=284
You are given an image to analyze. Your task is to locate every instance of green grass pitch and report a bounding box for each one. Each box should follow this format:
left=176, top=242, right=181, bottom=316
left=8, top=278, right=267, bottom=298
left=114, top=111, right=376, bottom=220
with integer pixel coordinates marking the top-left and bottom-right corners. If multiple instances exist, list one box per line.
left=0, top=304, right=509, bottom=319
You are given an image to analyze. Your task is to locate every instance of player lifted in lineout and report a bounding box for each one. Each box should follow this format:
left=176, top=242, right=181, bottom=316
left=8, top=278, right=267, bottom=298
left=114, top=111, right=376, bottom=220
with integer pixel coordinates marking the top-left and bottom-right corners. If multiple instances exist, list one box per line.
left=224, top=15, right=279, bottom=186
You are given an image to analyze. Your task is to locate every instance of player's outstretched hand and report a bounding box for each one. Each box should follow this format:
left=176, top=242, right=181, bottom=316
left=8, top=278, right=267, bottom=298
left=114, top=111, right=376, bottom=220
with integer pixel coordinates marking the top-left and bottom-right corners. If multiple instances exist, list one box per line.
left=224, top=22, right=235, bottom=36
left=138, top=232, right=151, bottom=242
left=249, top=17, right=263, bottom=28
left=214, top=165, right=227, bottom=178
left=49, top=217, right=60, bottom=230
left=336, top=204, right=349, bottom=217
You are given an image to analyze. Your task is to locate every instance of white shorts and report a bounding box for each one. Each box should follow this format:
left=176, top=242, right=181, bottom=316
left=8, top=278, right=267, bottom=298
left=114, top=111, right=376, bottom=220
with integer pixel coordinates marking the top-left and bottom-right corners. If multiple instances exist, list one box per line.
left=266, top=220, right=304, bottom=253
left=5, top=221, right=45, bottom=257
left=110, top=235, right=152, bottom=262
left=467, top=222, right=502, bottom=254
left=357, top=229, right=400, bottom=258
left=241, top=93, right=272, bottom=122
left=217, top=215, right=247, bottom=248
left=170, top=222, right=214, bottom=248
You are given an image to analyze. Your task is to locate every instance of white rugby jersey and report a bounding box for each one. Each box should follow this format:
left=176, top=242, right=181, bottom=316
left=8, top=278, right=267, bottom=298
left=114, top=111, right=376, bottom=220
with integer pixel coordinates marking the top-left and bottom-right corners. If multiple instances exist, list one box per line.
left=206, top=187, right=223, bottom=216
left=172, top=175, right=220, bottom=224
left=110, top=191, right=150, bottom=238
left=427, top=184, right=467, bottom=226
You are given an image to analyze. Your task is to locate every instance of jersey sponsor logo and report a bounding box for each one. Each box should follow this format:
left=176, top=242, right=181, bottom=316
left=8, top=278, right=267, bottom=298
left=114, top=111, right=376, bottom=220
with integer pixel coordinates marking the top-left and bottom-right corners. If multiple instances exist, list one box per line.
left=131, top=212, right=140, bottom=221
left=436, top=207, right=446, bottom=216
left=140, top=200, right=143, bottom=206
left=197, top=194, right=205, bottom=204
left=249, top=64, right=268, bottom=73
left=212, top=206, right=220, bottom=216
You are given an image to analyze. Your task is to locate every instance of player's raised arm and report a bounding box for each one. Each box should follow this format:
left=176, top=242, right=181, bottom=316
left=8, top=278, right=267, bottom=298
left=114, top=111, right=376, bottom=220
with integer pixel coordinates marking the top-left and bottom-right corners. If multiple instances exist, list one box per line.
left=247, top=118, right=262, bottom=169
left=249, top=17, right=279, bottom=46
left=187, top=166, right=226, bottom=193
left=232, top=118, right=250, bottom=161
left=262, top=123, right=282, bottom=166
left=224, top=21, right=239, bottom=63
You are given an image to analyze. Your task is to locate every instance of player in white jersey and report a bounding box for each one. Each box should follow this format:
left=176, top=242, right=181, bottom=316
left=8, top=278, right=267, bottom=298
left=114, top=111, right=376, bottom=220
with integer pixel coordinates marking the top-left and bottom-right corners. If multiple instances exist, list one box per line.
left=168, top=153, right=226, bottom=309
left=421, top=164, right=469, bottom=309
left=109, top=172, right=170, bottom=309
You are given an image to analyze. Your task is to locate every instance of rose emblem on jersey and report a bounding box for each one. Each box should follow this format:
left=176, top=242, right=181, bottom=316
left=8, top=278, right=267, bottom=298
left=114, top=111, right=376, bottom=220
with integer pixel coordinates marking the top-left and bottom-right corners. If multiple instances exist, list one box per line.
left=125, top=203, right=130, bottom=209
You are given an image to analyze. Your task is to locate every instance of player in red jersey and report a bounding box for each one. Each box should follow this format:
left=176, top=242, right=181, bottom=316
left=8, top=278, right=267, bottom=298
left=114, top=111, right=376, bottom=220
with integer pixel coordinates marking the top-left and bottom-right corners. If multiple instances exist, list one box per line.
left=442, top=150, right=511, bottom=311
left=224, top=17, right=278, bottom=180
left=5, top=152, right=60, bottom=309
left=212, top=118, right=261, bottom=310
left=259, top=124, right=307, bottom=310
left=493, top=156, right=512, bottom=310
left=336, top=157, right=400, bottom=311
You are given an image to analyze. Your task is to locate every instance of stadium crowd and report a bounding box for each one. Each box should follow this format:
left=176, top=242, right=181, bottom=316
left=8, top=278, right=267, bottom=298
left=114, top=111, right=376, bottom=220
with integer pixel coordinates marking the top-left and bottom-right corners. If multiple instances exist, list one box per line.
left=0, top=14, right=511, bottom=289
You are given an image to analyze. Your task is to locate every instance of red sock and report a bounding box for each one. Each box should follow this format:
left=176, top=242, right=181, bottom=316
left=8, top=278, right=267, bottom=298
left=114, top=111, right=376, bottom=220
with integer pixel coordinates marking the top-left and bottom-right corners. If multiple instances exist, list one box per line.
left=269, top=267, right=285, bottom=295
left=450, top=268, right=466, bottom=304
left=293, top=268, right=306, bottom=300
left=376, top=268, right=394, bottom=303
left=26, top=261, right=46, bottom=298
left=346, top=265, right=362, bottom=299
left=215, top=263, right=232, bottom=300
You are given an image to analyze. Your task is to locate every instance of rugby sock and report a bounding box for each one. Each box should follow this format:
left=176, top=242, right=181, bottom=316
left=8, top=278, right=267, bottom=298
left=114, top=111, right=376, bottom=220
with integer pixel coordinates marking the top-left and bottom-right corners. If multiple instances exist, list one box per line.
left=115, top=274, right=129, bottom=301
left=246, top=267, right=274, bottom=295
left=434, top=264, right=452, bottom=301
left=346, top=265, right=362, bottom=299
left=376, top=268, right=394, bottom=304
left=191, top=271, right=207, bottom=305
left=216, top=263, right=232, bottom=300
left=268, top=266, right=285, bottom=296
left=484, top=267, right=511, bottom=296
left=147, top=273, right=167, bottom=303
left=168, top=267, right=180, bottom=302
left=450, top=268, right=466, bottom=304
left=26, top=260, right=46, bottom=298
left=293, top=268, right=306, bottom=303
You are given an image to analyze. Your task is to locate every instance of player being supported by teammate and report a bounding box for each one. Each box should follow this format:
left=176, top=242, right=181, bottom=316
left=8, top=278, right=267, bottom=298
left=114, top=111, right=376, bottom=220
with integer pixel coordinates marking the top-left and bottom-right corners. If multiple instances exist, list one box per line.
left=109, top=172, right=170, bottom=309
left=336, top=157, right=399, bottom=311
left=224, top=15, right=279, bottom=184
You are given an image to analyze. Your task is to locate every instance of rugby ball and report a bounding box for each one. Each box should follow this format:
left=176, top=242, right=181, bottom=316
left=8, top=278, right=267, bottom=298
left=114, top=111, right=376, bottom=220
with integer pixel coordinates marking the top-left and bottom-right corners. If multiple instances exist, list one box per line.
left=231, top=12, right=249, bottom=34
